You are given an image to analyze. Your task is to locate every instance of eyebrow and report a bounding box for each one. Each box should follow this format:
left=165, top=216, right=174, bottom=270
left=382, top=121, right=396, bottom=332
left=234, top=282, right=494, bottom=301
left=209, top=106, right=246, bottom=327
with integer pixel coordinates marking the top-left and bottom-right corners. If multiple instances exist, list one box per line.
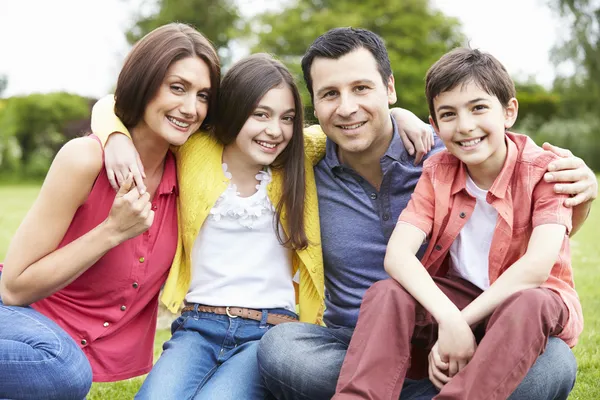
left=436, top=97, right=490, bottom=113
left=256, top=105, right=296, bottom=114
left=167, top=74, right=211, bottom=92
left=315, top=79, right=377, bottom=97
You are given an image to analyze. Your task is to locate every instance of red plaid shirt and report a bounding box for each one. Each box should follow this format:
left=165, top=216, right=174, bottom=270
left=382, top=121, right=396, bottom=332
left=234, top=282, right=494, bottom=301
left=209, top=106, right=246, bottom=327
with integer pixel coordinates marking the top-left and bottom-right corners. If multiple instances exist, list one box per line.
left=399, top=132, right=583, bottom=346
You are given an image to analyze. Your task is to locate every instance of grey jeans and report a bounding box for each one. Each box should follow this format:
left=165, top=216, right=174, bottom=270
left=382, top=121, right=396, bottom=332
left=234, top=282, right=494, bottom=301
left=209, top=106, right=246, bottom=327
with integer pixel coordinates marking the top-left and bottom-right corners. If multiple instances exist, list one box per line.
left=257, top=323, right=576, bottom=400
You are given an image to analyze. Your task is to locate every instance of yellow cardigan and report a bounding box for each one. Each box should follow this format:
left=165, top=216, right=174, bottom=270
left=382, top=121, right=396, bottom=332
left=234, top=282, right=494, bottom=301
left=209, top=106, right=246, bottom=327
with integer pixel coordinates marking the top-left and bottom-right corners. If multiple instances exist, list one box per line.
left=92, top=96, right=326, bottom=323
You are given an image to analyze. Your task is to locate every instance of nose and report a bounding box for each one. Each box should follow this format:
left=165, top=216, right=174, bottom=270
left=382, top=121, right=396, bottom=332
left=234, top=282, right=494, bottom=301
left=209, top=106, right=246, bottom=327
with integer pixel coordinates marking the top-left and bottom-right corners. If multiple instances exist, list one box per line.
left=456, top=112, right=476, bottom=134
left=265, top=120, right=283, bottom=138
left=179, top=93, right=197, bottom=119
left=336, top=92, right=359, bottom=118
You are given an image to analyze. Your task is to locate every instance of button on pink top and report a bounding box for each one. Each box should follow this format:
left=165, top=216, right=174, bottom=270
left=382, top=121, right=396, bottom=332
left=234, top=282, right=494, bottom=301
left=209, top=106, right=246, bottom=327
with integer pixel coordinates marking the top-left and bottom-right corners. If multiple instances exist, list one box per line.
left=32, top=137, right=178, bottom=382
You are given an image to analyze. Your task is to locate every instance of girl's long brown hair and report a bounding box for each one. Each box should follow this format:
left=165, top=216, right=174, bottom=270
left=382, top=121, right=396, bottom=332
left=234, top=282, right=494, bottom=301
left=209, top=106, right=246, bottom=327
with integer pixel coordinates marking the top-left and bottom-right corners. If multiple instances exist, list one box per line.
left=214, top=53, right=308, bottom=250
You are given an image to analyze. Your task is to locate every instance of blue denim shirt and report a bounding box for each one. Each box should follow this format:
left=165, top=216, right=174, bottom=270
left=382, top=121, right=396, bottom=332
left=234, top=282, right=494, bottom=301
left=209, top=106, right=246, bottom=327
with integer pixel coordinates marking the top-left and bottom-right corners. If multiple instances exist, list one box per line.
left=315, top=118, right=445, bottom=328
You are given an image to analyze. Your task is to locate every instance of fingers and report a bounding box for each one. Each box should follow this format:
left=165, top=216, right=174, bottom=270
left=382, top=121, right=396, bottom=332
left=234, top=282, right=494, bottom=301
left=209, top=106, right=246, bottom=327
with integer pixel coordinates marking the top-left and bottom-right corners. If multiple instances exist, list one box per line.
left=565, top=192, right=590, bottom=208
left=428, top=361, right=447, bottom=390
left=457, top=359, right=468, bottom=374
left=545, top=168, right=588, bottom=184
left=542, top=142, right=573, bottom=158
left=547, top=156, right=584, bottom=173
left=116, top=174, right=134, bottom=197
left=399, top=128, right=416, bottom=156
left=115, top=169, right=127, bottom=188
left=448, top=359, right=459, bottom=378
left=106, top=168, right=120, bottom=191
left=135, top=152, right=147, bottom=194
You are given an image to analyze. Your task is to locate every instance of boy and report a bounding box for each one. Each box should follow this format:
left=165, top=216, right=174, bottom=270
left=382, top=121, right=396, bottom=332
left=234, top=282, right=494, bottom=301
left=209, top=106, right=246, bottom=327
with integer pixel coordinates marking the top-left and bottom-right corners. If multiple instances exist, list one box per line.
left=333, top=48, right=583, bottom=400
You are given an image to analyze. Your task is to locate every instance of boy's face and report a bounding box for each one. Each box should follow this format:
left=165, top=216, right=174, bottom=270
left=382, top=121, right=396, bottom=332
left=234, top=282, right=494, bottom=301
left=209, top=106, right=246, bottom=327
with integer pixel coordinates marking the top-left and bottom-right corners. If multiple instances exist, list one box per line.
left=430, top=81, right=518, bottom=169
left=309, top=47, right=397, bottom=158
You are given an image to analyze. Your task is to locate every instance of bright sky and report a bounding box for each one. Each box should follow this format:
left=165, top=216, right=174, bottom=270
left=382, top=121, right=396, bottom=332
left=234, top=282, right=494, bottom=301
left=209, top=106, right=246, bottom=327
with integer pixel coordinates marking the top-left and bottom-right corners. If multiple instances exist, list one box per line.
left=0, top=0, right=567, bottom=98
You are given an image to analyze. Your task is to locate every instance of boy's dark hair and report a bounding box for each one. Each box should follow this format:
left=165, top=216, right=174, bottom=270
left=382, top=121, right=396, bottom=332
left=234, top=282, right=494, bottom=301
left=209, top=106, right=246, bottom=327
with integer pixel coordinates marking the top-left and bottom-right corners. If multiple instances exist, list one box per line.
left=114, top=23, right=220, bottom=131
left=301, top=27, right=392, bottom=102
left=426, top=48, right=516, bottom=125
left=214, top=53, right=308, bottom=250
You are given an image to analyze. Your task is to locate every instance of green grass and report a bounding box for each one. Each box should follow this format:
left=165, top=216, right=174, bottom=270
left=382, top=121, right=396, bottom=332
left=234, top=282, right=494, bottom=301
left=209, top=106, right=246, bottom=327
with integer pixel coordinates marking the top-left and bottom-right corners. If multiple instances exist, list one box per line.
left=1, top=183, right=599, bottom=398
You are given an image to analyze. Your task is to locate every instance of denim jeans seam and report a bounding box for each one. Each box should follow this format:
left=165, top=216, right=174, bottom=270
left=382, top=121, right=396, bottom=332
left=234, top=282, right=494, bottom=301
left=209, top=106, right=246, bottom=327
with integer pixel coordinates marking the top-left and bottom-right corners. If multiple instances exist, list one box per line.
left=0, top=305, right=64, bottom=365
left=258, top=362, right=315, bottom=400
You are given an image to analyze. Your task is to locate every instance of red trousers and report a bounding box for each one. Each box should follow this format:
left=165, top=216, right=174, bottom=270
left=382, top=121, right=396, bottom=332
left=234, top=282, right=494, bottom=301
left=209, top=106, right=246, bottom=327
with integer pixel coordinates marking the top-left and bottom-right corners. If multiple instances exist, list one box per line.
left=334, top=277, right=569, bottom=400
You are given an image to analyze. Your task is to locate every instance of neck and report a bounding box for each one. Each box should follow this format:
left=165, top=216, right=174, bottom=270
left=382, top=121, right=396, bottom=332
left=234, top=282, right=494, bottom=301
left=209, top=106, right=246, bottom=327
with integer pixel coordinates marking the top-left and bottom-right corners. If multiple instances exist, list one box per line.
left=129, top=127, right=170, bottom=178
left=466, top=141, right=508, bottom=190
left=337, top=119, right=393, bottom=190
left=222, top=144, right=263, bottom=185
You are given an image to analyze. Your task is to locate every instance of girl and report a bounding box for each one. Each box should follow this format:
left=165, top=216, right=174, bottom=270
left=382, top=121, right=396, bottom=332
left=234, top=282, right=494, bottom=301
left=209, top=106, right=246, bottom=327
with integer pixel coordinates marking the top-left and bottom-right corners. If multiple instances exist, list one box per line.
left=94, top=53, right=325, bottom=399
left=0, top=23, right=220, bottom=400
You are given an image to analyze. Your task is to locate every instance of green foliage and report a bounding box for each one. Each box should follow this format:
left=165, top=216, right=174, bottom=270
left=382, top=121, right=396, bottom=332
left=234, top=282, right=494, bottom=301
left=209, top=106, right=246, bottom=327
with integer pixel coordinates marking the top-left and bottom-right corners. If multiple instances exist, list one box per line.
left=0, top=92, right=90, bottom=179
left=514, top=81, right=561, bottom=124
left=250, top=0, right=465, bottom=119
left=126, top=0, right=241, bottom=63
left=550, top=0, right=600, bottom=115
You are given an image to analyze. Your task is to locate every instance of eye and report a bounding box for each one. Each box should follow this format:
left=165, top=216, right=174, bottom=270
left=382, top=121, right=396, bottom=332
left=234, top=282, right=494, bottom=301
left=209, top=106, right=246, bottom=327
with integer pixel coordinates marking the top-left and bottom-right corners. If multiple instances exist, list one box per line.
left=355, top=85, right=369, bottom=92
left=170, top=84, right=185, bottom=93
left=473, top=104, right=488, bottom=112
left=282, top=115, right=295, bottom=123
left=322, top=90, right=338, bottom=99
left=254, top=112, right=268, bottom=119
left=197, top=92, right=209, bottom=102
left=439, top=111, right=455, bottom=120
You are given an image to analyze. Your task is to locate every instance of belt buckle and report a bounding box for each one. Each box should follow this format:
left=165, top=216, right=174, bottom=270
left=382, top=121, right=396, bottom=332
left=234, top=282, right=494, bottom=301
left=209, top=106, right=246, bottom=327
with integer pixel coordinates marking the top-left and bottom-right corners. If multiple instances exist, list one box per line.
left=225, top=306, right=238, bottom=318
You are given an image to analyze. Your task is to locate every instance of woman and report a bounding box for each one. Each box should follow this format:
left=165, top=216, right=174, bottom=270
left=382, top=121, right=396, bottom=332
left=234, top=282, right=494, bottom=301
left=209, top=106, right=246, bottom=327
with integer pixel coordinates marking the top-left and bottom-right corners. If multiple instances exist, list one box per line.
left=0, top=23, right=220, bottom=400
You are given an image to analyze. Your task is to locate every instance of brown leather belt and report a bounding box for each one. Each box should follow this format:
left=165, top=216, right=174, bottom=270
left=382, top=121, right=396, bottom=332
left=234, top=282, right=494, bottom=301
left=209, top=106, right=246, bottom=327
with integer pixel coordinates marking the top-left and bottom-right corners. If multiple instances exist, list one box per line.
left=181, top=304, right=298, bottom=326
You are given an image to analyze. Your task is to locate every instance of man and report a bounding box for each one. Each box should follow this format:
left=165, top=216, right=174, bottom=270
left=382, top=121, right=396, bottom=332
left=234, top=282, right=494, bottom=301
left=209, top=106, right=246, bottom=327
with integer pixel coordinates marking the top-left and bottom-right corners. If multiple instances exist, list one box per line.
left=257, top=27, right=597, bottom=400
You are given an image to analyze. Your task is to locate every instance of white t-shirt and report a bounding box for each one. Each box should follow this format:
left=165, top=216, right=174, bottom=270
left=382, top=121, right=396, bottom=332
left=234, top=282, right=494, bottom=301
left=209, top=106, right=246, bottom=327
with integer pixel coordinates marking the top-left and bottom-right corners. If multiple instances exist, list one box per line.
left=185, top=165, right=295, bottom=311
left=449, top=174, right=498, bottom=290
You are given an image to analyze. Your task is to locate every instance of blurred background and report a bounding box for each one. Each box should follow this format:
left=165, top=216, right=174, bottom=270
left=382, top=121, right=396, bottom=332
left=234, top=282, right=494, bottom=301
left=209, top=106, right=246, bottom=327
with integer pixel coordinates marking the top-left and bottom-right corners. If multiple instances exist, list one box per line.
left=0, top=1, right=599, bottom=398
left=0, top=0, right=598, bottom=181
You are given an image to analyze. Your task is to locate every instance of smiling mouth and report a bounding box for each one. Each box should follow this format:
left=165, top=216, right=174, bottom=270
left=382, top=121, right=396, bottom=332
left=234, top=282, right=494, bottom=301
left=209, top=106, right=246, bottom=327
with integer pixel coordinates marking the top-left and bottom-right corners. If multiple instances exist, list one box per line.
left=167, top=116, right=192, bottom=129
left=337, top=122, right=366, bottom=130
left=457, top=137, right=485, bottom=147
left=255, top=140, right=278, bottom=149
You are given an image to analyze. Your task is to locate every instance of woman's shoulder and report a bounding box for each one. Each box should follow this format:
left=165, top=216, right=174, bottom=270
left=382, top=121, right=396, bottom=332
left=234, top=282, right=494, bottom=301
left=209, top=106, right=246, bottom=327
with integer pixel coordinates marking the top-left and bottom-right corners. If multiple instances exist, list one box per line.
left=54, top=136, right=104, bottom=179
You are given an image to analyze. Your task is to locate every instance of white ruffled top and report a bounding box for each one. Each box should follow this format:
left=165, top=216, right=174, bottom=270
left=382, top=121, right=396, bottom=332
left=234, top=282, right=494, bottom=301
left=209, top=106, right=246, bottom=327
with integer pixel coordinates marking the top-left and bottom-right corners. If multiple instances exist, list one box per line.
left=208, top=163, right=274, bottom=229
left=186, top=163, right=295, bottom=311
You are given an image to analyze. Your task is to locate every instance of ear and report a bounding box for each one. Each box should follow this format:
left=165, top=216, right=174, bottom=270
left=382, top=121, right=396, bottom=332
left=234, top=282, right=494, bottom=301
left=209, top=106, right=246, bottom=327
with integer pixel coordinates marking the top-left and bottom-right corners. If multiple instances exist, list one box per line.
left=387, top=75, right=397, bottom=106
left=313, top=109, right=318, bottom=119
left=504, top=98, right=519, bottom=130
left=428, top=115, right=440, bottom=135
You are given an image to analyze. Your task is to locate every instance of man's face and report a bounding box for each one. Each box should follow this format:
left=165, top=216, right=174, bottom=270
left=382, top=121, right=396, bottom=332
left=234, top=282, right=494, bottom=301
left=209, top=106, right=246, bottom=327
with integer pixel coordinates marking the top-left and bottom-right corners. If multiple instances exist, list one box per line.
left=310, top=48, right=397, bottom=158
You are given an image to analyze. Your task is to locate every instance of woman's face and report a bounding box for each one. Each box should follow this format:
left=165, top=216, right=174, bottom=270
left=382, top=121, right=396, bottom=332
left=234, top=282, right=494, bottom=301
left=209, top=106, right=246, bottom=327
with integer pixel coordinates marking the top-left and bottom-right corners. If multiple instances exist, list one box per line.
left=140, top=56, right=212, bottom=146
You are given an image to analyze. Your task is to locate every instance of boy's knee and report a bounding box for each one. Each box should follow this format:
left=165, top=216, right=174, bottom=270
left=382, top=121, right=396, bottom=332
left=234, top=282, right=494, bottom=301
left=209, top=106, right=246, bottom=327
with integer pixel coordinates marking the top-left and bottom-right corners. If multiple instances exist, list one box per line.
left=503, top=288, right=553, bottom=311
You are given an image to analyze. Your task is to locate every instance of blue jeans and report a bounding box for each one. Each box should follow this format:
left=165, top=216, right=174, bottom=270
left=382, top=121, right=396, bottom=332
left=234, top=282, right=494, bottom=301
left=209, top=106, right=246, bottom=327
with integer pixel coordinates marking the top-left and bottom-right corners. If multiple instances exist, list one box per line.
left=257, top=323, right=577, bottom=400
left=0, top=277, right=93, bottom=400
left=135, top=304, right=296, bottom=400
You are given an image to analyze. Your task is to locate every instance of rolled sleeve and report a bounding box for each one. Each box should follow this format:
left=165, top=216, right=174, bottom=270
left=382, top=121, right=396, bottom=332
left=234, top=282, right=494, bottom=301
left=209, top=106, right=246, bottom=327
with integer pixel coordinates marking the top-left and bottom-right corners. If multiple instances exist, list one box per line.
left=531, top=178, right=573, bottom=235
left=398, top=168, right=435, bottom=237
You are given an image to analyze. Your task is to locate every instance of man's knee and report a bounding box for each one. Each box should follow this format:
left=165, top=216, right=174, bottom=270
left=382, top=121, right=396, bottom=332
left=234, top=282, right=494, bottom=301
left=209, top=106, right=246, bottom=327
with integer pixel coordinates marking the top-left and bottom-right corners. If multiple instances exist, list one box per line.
left=509, top=337, right=576, bottom=400
left=258, top=323, right=306, bottom=377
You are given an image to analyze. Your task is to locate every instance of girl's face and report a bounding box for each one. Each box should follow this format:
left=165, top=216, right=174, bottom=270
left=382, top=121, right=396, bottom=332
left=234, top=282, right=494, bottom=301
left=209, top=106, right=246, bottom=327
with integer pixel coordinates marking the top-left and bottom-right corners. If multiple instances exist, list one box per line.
left=140, top=56, right=212, bottom=146
left=228, top=84, right=296, bottom=169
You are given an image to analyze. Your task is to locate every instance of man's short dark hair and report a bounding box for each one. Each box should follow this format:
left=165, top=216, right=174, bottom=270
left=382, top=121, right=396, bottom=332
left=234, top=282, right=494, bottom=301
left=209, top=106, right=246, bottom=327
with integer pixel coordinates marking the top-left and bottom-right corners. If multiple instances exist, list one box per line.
left=301, top=27, right=392, bottom=102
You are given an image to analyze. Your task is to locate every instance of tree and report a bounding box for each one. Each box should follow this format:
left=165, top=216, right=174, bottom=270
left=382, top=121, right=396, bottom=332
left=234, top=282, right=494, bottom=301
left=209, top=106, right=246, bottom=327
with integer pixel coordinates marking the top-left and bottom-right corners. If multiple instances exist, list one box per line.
left=550, top=0, right=600, bottom=115
left=0, top=92, right=90, bottom=176
left=250, top=0, right=465, bottom=119
left=0, top=75, right=7, bottom=97
left=126, top=0, right=241, bottom=63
